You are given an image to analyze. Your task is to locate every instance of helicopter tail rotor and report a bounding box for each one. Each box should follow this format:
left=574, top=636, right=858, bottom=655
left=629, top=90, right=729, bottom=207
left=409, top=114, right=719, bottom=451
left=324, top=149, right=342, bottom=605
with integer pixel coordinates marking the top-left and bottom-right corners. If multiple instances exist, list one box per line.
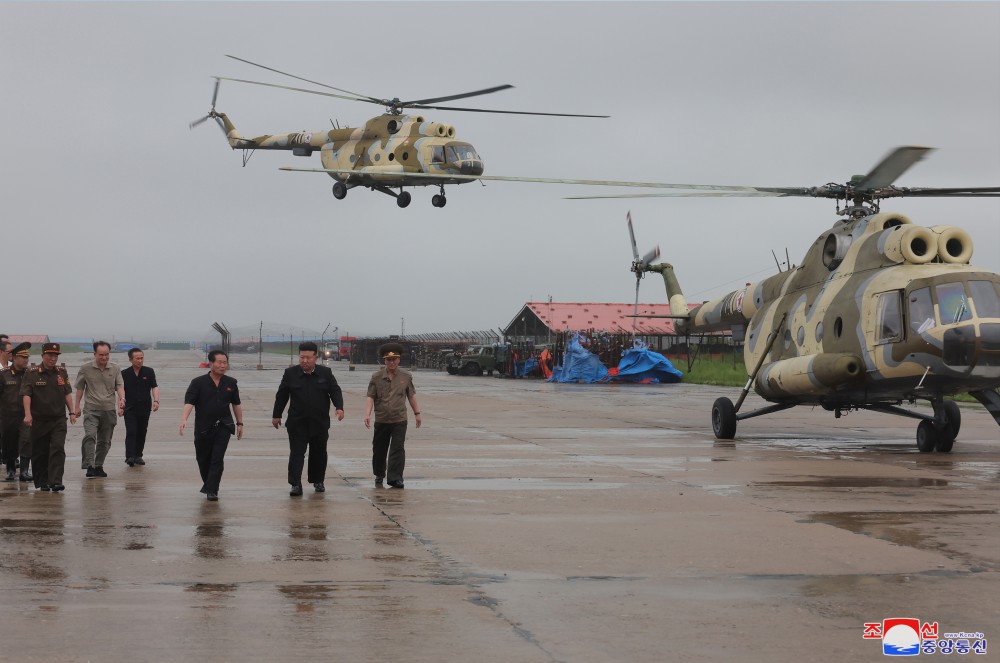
left=189, top=78, right=227, bottom=136
left=627, top=212, right=661, bottom=324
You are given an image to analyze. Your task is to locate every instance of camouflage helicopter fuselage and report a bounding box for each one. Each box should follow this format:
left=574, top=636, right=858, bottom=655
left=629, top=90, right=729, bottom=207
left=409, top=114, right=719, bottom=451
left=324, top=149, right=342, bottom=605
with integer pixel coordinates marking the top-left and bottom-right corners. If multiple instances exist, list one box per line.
left=653, top=211, right=1000, bottom=409
left=215, top=111, right=483, bottom=186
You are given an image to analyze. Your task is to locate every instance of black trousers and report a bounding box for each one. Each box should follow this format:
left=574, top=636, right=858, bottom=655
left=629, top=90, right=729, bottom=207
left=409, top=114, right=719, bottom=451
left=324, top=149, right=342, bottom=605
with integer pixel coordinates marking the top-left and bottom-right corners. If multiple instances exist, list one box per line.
left=31, top=417, right=67, bottom=488
left=1, top=419, right=21, bottom=470
left=193, top=425, right=231, bottom=494
left=287, top=429, right=329, bottom=486
left=124, top=407, right=152, bottom=459
left=372, top=421, right=407, bottom=483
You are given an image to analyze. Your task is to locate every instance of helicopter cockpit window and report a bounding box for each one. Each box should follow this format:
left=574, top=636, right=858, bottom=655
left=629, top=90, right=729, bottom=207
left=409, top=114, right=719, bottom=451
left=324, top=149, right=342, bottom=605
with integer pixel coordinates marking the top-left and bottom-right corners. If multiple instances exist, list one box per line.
left=936, top=282, right=972, bottom=325
left=431, top=146, right=445, bottom=164
left=908, top=287, right=935, bottom=334
left=969, top=280, right=1000, bottom=319
left=446, top=145, right=480, bottom=162
left=875, top=291, right=903, bottom=344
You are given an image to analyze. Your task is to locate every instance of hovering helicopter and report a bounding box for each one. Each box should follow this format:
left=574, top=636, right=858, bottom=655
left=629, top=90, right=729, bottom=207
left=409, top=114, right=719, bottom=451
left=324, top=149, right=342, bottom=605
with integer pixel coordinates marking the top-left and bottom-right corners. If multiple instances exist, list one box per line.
left=619, top=147, right=1000, bottom=451
left=191, top=55, right=667, bottom=208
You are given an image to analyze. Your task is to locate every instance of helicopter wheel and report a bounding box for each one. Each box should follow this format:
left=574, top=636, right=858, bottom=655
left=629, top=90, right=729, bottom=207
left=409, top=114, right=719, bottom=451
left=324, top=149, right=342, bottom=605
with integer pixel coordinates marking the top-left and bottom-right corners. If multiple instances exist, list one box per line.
left=332, top=182, right=348, bottom=200
left=712, top=397, right=737, bottom=439
left=916, top=420, right=937, bottom=453
left=396, top=191, right=411, bottom=208
left=431, top=194, right=447, bottom=208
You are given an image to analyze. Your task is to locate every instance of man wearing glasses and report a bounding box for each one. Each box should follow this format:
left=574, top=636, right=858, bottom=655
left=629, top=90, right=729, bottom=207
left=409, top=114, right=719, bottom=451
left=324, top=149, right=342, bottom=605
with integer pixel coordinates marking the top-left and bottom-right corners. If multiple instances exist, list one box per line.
left=364, top=343, right=421, bottom=489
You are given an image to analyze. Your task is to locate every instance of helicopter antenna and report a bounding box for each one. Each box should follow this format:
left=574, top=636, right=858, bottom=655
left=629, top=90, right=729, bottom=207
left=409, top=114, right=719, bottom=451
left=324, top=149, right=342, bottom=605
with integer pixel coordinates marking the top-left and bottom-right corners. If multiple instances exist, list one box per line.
left=785, top=248, right=792, bottom=270
left=771, top=250, right=783, bottom=273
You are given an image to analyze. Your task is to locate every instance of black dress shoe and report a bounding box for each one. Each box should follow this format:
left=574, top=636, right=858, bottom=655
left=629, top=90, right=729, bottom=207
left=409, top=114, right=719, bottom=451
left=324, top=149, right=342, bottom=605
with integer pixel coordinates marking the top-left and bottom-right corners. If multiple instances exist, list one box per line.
left=95, top=467, right=108, bottom=478
left=125, top=457, right=135, bottom=467
left=375, top=477, right=384, bottom=488
left=51, top=484, right=65, bottom=492
left=38, top=484, right=50, bottom=491
left=313, top=482, right=325, bottom=492
left=19, top=471, right=32, bottom=482
left=289, top=484, right=303, bottom=497
left=387, top=480, right=405, bottom=489
left=86, top=467, right=96, bottom=478
left=206, top=493, right=218, bottom=501
left=134, top=458, right=146, bottom=466
left=5, top=469, right=15, bottom=481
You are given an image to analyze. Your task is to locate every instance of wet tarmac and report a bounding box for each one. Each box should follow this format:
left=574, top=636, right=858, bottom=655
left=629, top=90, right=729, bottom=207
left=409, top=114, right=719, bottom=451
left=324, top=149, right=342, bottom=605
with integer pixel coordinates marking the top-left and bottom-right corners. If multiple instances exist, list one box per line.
left=0, top=350, right=996, bottom=662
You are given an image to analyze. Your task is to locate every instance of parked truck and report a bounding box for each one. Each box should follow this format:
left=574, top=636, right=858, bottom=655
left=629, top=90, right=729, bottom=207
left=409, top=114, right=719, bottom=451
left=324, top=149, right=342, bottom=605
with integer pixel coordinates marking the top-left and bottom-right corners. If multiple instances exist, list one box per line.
left=446, top=345, right=508, bottom=376
left=322, top=341, right=340, bottom=361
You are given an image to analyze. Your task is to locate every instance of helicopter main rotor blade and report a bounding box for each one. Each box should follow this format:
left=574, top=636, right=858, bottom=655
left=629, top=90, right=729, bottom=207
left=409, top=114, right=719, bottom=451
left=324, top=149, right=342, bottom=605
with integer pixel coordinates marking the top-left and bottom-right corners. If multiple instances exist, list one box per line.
left=640, top=246, right=661, bottom=268
left=210, top=77, right=221, bottom=108
left=892, top=187, right=1000, bottom=197
left=225, top=55, right=380, bottom=103
left=566, top=191, right=790, bottom=199
left=189, top=115, right=211, bottom=129
left=406, top=103, right=609, bottom=118
left=403, top=85, right=514, bottom=106
left=215, top=76, right=375, bottom=105
left=857, top=146, right=933, bottom=191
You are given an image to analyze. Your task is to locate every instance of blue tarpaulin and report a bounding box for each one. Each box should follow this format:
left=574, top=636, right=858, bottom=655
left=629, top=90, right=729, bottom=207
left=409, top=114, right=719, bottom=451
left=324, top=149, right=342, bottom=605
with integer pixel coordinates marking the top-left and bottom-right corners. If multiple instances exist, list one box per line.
left=548, top=334, right=610, bottom=383
left=613, top=340, right=684, bottom=383
left=549, top=336, right=683, bottom=384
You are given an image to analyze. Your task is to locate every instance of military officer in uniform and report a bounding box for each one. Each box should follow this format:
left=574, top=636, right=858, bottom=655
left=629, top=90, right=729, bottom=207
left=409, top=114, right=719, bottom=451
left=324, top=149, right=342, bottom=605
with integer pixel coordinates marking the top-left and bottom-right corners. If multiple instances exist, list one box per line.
left=21, top=343, right=77, bottom=491
left=0, top=342, right=34, bottom=481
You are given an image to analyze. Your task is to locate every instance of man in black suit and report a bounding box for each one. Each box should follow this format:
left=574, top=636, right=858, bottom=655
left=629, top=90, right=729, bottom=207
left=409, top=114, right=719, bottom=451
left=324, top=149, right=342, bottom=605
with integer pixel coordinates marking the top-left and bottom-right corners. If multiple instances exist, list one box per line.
left=272, top=341, right=344, bottom=496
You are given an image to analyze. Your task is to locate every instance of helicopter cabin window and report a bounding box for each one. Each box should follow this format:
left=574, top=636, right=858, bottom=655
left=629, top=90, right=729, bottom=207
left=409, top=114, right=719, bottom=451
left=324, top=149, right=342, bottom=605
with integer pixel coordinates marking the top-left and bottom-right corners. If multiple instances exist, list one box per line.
left=908, top=287, right=935, bottom=334
left=875, top=291, right=903, bottom=344
left=936, top=282, right=972, bottom=325
left=969, top=280, right=1000, bottom=319
left=431, top=146, right=445, bottom=164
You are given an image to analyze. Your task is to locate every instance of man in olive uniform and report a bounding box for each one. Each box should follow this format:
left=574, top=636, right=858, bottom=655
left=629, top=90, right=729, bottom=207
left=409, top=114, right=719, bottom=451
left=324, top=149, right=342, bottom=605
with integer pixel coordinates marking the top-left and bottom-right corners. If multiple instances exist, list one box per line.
left=364, top=343, right=421, bottom=489
left=21, top=343, right=77, bottom=492
left=0, top=342, right=34, bottom=481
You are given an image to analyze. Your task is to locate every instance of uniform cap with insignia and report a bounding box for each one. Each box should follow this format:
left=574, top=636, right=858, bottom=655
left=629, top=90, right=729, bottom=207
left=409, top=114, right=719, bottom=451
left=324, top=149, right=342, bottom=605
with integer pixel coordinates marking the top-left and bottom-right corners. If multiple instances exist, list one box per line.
left=380, top=342, right=404, bottom=359
left=12, top=342, right=31, bottom=357
left=42, top=342, right=61, bottom=355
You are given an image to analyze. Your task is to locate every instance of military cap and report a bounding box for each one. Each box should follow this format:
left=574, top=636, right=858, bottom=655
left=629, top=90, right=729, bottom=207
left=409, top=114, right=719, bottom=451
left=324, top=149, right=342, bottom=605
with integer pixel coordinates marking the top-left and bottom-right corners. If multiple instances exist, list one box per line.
left=380, top=342, right=404, bottom=359
left=12, top=342, right=31, bottom=357
left=41, top=342, right=61, bottom=355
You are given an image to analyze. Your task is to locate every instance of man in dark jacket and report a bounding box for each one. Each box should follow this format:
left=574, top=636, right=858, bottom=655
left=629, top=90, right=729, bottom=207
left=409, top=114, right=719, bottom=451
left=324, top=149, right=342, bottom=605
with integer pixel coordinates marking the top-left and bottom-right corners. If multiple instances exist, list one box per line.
left=272, top=341, right=344, bottom=496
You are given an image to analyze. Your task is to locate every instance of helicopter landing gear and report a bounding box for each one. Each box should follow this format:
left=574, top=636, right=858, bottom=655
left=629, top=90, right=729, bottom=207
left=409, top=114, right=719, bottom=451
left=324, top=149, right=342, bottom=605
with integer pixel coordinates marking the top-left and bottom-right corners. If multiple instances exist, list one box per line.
left=396, top=191, right=411, bottom=208
left=432, top=185, right=447, bottom=208
left=917, top=399, right=960, bottom=453
left=712, top=397, right=737, bottom=439
left=332, top=181, right=348, bottom=200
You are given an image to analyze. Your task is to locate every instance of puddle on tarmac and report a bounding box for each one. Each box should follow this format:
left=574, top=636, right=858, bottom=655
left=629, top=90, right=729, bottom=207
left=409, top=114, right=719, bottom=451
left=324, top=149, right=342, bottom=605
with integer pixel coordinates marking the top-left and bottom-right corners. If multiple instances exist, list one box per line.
left=807, top=510, right=997, bottom=552
left=186, top=582, right=237, bottom=595
left=399, top=478, right=627, bottom=491
left=761, top=477, right=959, bottom=489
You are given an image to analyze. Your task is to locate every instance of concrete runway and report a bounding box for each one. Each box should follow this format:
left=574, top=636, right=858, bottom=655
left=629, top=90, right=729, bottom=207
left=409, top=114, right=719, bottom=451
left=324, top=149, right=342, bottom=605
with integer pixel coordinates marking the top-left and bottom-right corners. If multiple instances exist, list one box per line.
left=0, top=350, right=996, bottom=662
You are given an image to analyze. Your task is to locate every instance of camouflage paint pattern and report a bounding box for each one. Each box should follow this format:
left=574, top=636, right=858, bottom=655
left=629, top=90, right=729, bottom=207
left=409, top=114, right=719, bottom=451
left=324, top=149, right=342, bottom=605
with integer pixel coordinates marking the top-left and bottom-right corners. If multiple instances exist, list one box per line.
left=217, top=111, right=483, bottom=189
left=652, top=212, right=1000, bottom=406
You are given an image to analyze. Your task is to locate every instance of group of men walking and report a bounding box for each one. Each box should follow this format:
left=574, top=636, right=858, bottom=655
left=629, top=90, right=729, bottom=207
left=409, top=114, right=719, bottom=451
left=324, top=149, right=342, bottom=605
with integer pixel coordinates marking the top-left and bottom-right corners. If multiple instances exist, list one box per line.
left=0, top=338, right=159, bottom=492
left=0, top=338, right=420, bottom=501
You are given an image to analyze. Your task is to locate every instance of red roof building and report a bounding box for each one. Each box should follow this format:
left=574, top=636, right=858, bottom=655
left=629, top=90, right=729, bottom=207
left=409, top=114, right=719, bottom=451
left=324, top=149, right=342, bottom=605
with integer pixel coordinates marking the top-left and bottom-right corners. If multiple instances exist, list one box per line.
left=504, top=302, right=699, bottom=340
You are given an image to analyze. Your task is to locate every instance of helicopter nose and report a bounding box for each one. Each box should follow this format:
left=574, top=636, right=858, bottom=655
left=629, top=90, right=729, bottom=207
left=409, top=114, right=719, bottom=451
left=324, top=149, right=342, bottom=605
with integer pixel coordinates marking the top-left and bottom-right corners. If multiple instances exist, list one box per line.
left=460, top=160, right=484, bottom=176
left=943, top=323, right=1000, bottom=369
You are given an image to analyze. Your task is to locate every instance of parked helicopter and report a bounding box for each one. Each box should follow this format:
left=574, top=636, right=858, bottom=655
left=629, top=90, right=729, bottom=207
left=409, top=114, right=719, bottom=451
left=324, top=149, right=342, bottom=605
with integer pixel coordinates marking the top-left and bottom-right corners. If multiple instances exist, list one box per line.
left=192, top=55, right=679, bottom=208
left=620, top=147, right=1000, bottom=451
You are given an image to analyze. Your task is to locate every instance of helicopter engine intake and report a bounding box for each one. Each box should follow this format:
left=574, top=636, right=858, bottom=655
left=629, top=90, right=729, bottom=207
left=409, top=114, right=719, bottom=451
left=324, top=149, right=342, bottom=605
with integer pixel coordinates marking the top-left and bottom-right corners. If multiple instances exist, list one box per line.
left=880, top=225, right=937, bottom=264
left=931, top=225, right=974, bottom=264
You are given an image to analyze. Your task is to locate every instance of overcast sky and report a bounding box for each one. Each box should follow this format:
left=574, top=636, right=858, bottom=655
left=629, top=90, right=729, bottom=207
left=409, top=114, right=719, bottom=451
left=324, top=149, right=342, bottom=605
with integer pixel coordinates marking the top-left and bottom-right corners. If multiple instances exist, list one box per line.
left=1, top=1, right=997, bottom=341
